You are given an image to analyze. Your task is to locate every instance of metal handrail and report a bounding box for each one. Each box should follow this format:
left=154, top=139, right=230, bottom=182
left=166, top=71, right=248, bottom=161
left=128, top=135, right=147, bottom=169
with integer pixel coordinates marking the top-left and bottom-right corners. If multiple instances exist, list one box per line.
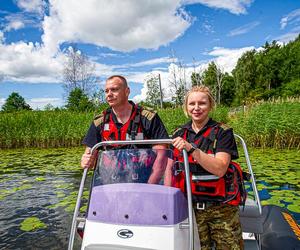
left=68, top=139, right=195, bottom=250
left=234, top=134, right=262, bottom=215
left=68, top=135, right=256, bottom=250
left=183, top=149, right=195, bottom=250
left=68, top=167, right=88, bottom=250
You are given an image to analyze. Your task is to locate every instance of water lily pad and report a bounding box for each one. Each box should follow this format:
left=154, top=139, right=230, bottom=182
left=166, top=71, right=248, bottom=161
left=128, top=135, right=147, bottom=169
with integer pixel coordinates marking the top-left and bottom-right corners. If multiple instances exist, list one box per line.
left=20, top=217, right=47, bottom=231
left=287, top=204, right=300, bottom=213
left=35, top=177, right=46, bottom=181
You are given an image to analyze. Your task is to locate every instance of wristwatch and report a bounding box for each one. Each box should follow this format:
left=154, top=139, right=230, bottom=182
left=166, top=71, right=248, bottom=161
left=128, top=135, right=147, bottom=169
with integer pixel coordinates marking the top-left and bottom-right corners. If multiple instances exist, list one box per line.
left=188, top=143, right=197, bottom=154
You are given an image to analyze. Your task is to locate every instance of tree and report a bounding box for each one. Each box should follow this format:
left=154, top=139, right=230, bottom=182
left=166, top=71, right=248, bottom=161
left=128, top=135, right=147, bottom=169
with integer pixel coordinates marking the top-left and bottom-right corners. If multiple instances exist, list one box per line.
left=191, top=58, right=203, bottom=87
left=220, top=73, right=235, bottom=106
left=168, top=51, right=187, bottom=107
left=256, top=41, right=282, bottom=92
left=92, top=88, right=106, bottom=108
left=2, top=92, right=32, bottom=112
left=191, top=72, right=202, bottom=87
left=145, top=74, right=161, bottom=108
left=232, top=50, right=257, bottom=104
left=215, top=64, right=224, bottom=105
left=44, top=103, right=55, bottom=111
left=202, top=62, right=216, bottom=98
left=172, top=84, right=185, bottom=106
left=66, top=88, right=94, bottom=112
left=63, top=46, right=97, bottom=96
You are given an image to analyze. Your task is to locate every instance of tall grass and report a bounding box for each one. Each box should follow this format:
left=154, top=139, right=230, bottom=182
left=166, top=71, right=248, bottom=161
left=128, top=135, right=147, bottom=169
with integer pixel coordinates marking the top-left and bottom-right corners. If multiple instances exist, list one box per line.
left=229, top=101, right=300, bottom=149
left=0, top=111, right=93, bottom=148
left=0, top=100, right=299, bottom=149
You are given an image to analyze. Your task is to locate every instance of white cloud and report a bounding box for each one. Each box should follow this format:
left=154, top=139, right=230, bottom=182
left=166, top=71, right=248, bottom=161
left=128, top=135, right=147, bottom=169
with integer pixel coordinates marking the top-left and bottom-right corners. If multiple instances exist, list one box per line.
left=5, top=20, right=25, bottom=32
left=280, top=8, right=300, bottom=29
left=0, top=41, right=64, bottom=83
left=16, top=0, right=46, bottom=15
left=28, top=97, right=64, bottom=109
left=126, top=57, right=177, bottom=68
left=274, top=32, right=299, bottom=44
left=0, top=31, right=4, bottom=42
left=228, top=21, right=260, bottom=36
left=207, top=46, right=255, bottom=72
left=41, top=0, right=191, bottom=53
left=183, top=0, right=253, bottom=15
left=201, top=20, right=215, bottom=34
left=0, top=98, right=5, bottom=107
left=2, top=13, right=37, bottom=32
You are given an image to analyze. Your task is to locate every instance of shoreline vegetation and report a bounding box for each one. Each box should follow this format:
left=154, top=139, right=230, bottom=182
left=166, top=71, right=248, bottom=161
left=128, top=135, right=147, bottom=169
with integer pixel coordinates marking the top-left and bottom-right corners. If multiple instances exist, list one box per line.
left=0, top=99, right=299, bottom=149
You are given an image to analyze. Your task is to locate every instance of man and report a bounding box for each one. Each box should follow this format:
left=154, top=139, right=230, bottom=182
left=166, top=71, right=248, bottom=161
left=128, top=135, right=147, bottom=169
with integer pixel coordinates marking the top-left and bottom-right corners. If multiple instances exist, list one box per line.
left=81, top=75, right=169, bottom=183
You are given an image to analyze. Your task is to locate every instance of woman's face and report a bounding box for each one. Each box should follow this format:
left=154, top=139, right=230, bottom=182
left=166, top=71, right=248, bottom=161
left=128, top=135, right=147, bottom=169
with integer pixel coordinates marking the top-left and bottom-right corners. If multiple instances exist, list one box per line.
left=187, top=91, right=211, bottom=123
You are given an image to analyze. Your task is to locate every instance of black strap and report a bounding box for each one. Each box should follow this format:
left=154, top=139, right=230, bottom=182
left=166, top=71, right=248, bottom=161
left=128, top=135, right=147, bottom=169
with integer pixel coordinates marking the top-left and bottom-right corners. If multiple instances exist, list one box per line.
left=127, top=105, right=142, bottom=140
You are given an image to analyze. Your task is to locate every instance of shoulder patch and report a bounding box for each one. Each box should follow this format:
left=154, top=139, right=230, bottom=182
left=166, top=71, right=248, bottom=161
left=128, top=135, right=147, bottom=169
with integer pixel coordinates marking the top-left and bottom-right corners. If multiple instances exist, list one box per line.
left=141, top=107, right=156, bottom=120
left=93, top=113, right=104, bottom=127
left=219, top=123, right=231, bottom=131
left=172, top=127, right=184, bottom=137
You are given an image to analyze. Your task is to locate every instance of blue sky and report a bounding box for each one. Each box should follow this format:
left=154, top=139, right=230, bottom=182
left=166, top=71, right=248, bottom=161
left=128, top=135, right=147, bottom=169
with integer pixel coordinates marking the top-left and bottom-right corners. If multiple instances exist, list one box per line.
left=0, top=0, right=299, bottom=109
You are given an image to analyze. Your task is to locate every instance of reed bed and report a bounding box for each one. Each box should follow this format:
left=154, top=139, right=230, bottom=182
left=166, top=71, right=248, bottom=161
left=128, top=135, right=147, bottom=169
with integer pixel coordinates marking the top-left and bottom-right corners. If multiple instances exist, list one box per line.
left=229, top=101, right=300, bottom=149
left=0, top=100, right=299, bottom=149
left=0, top=111, right=93, bottom=149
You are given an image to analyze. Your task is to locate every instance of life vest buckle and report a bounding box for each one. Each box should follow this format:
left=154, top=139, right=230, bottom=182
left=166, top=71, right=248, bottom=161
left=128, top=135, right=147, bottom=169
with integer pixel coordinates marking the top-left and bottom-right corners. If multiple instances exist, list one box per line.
left=196, top=202, right=205, bottom=210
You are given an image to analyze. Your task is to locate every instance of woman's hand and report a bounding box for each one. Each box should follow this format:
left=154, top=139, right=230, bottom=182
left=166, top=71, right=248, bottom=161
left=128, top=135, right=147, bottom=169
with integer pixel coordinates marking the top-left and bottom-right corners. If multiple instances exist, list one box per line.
left=172, top=137, right=193, bottom=152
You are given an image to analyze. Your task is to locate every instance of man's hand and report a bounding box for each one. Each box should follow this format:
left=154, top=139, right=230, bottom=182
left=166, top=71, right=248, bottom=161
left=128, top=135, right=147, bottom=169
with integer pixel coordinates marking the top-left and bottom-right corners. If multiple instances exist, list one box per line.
left=81, top=147, right=96, bottom=169
left=147, top=144, right=168, bottom=184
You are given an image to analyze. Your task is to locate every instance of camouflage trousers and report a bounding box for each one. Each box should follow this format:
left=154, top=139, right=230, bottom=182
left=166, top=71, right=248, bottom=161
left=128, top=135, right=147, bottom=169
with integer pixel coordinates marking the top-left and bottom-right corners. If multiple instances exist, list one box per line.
left=194, top=204, right=244, bottom=250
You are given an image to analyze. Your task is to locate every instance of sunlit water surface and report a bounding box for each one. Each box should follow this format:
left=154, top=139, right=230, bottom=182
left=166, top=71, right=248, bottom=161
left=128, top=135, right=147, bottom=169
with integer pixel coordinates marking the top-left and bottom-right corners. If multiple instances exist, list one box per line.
left=0, top=147, right=299, bottom=250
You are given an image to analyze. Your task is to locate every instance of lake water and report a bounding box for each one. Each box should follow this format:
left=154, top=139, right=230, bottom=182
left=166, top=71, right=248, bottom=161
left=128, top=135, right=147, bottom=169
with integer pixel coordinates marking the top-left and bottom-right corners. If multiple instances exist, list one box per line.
left=0, top=147, right=299, bottom=250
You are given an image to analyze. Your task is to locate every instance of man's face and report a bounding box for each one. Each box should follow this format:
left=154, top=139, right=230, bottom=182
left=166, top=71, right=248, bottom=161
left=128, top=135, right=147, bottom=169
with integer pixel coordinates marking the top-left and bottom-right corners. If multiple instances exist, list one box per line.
left=105, top=77, right=130, bottom=108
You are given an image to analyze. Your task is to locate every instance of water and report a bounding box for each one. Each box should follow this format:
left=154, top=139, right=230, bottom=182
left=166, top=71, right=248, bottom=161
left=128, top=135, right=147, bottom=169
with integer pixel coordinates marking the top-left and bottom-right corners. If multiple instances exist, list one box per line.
left=0, top=147, right=299, bottom=249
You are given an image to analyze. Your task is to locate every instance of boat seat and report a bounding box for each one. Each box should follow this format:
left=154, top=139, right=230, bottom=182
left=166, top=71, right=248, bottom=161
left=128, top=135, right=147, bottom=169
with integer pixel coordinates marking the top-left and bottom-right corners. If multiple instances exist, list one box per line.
left=239, top=198, right=264, bottom=234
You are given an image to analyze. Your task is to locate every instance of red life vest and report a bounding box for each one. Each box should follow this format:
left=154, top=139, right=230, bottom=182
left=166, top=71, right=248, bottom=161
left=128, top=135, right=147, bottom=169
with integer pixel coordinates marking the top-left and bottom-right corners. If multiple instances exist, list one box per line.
left=101, top=104, right=146, bottom=143
left=172, top=124, right=246, bottom=206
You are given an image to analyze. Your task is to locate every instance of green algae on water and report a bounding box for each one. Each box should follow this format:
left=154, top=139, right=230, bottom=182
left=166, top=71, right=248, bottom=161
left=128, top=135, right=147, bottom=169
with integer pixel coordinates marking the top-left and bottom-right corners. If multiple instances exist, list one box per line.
left=20, top=217, right=47, bottom=231
left=35, top=177, right=46, bottom=181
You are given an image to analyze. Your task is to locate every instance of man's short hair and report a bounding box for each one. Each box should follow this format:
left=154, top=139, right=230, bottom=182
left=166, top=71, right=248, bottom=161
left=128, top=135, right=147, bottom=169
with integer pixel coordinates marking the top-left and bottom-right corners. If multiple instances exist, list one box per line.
left=106, top=75, right=128, bottom=88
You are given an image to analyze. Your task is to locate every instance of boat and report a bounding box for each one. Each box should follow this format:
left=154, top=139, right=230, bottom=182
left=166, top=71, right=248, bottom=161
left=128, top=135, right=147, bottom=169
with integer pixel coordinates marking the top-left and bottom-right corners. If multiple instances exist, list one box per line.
left=68, top=136, right=300, bottom=250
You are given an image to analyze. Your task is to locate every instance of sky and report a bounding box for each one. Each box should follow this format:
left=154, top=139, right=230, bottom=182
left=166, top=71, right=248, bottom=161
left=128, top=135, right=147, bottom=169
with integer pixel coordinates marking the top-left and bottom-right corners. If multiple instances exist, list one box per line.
left=0, top=0, right=299, bottom=109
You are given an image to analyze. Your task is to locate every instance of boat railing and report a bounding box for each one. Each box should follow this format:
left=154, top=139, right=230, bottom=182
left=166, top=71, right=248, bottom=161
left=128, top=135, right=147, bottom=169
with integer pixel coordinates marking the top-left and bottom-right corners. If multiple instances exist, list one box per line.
left=234, top=134, right=262, bottom=215
left=68, top=139, right=195, bottom=250
left=68, top=135, right=259, bottom=250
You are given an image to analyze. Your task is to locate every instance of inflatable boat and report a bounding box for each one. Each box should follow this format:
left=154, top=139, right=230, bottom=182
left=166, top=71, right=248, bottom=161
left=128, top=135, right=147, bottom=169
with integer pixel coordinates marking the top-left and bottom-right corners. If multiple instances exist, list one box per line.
left=68, top=136, right=300, bottom=250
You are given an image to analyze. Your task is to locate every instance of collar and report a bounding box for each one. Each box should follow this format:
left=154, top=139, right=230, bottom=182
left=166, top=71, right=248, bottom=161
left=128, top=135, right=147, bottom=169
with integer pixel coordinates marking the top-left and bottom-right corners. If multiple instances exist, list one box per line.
left=181, top=118, right=218, bottom=135
left=111, top=101, right=136, bottom=125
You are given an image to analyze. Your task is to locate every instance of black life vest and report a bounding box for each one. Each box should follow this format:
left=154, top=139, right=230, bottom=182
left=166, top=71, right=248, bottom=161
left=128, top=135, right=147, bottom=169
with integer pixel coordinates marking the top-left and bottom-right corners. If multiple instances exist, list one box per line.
left=172, top=123, right=247, bottom=206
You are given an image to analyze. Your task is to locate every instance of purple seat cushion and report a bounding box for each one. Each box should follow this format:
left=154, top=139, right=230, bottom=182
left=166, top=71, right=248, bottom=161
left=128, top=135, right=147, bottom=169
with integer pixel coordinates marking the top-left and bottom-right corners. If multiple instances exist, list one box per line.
left=87, top=183, right=188, bottom=225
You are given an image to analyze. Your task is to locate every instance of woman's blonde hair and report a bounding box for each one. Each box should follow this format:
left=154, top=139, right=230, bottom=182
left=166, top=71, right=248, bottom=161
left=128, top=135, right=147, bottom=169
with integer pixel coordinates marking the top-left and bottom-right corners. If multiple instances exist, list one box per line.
left=183, top=85, right=216, bottom=117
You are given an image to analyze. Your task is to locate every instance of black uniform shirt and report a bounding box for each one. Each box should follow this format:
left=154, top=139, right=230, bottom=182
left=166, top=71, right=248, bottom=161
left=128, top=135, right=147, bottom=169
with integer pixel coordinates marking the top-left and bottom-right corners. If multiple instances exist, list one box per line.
left=172, top=118, right=238, bottom=159
left=83, top=102, right=169, bottom=148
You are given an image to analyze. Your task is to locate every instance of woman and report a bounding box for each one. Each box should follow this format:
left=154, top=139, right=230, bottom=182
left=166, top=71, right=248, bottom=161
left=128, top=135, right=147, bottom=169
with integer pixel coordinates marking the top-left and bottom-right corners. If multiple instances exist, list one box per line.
left=171, top=86, right=243, bottom=250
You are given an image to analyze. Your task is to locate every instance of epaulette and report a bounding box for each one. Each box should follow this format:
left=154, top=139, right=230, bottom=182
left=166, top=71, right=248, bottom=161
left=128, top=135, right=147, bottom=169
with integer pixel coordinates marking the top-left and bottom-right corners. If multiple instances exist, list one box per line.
left=93, top=113, right=104, bottom=127
left=219, top=123, right=231, bottom=131
left=141, top=107, right=156, bottom=121
left=172, top=127, right=184, bottom=137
